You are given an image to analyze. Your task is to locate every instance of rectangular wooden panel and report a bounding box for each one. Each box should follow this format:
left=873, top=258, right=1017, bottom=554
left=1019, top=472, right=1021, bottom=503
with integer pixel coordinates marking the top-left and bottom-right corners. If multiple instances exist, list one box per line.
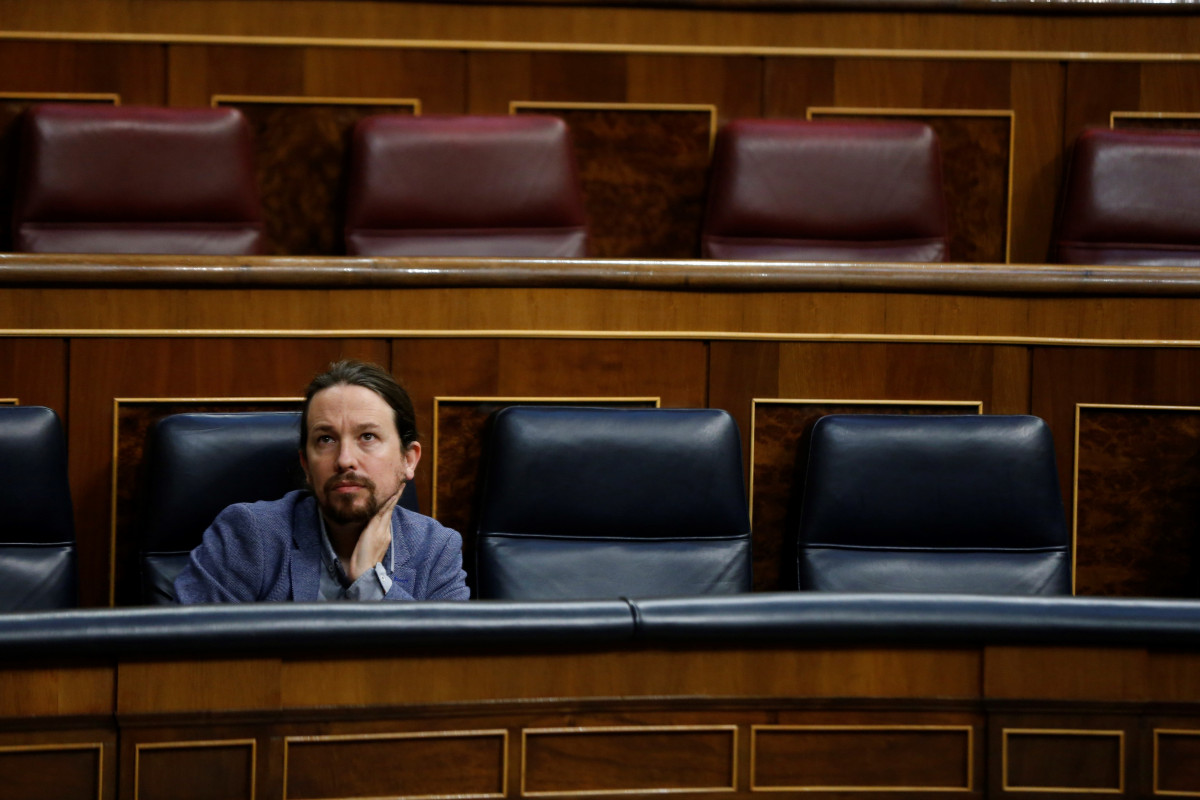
left=0, top=744, right=102, bottom=800
left=135, top=740, right=254, bottom=800
left=1074, top=404, right=1200, bottom=598
left=0, top=666, right=114, bottom=718
left=118, top=660, right=281, bottom=715
left=1002, top=729, right=1124, bottom=793
left=1156, top=729, right=1200, bottom=796
left=285, top=731, right=505, bottom=800
left=985, top=647, right=1147, bottom=702
left=522, top=726, right=735, bottom=796
left=751, top=725, right=973, bottom=792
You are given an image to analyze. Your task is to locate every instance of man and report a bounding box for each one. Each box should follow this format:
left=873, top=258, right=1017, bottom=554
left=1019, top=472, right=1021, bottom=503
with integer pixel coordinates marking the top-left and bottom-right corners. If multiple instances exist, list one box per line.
left=174, top=360, right=469, bottom=602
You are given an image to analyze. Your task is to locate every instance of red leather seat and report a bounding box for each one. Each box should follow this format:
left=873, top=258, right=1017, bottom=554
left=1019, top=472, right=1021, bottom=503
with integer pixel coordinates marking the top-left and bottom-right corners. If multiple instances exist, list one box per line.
left=702, top=119, right=950, bottom=262
left=344, top=115, right=588, bottom=257
left=1053, top=127, right=1200, bottom=266
left=13, top=104, right=264, bottom=256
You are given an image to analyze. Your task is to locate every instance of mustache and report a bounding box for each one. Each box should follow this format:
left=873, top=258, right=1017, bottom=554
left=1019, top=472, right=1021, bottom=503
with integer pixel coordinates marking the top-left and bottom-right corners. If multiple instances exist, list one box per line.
left=324, top=473, right=377, bottom=494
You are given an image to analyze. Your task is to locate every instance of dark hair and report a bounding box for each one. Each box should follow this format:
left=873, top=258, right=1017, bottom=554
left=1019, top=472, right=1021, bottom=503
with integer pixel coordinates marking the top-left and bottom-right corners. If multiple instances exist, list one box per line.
left=300, top=359, right=419, bottom=450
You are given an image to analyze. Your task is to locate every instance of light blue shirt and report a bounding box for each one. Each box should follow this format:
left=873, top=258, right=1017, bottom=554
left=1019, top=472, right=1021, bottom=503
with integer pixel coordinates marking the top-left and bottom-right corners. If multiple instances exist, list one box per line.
left=316, top=511, right=394, bottom=600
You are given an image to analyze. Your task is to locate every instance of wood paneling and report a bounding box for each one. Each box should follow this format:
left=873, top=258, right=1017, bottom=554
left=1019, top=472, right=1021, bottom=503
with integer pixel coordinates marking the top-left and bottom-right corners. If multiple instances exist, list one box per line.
left=1002, top=728, right=1126, bottom=794
left=0, top=744, right=103, bottom=800
left=135, top=741, right=254, bottom=800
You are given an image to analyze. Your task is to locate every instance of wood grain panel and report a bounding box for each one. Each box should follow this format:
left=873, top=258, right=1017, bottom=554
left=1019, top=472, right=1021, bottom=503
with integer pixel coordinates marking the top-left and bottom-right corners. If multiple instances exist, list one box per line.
left=0, top=665, right=114, bottom=718
left=286, top=732, right=505, bottom=800
left=68, top=338, right=388, bottom=606
left=513, top=103, right=714, bottom=258
left=751, top=725, right=972, bottom=792
left=762, top=57, right=836, bottom=119
left=750, top=398, right=981, bottom=591
left=216, top=97, right=418, bottom=256
left=136, top=740, right=254, bottom=800
left=984, top=647, right=1147, bottom=702
left=0, top=338, right=68, bottom=418
left=1074, top=405, right=1200, bottom=598
left=119, top=660, right=281, bottom=715
left=522, top=726, right=735, bottom=795
left=626, top=54, right=763, bottom=121
left=1002, top=729, right=1124, bottom=793
left=1031, top=348, right=1200, bottom=597
left=1155, top=729, right=1200, bottom=796
left=0, top=40, right=164, bottom=104
left=1063, top=62, right=1142, bottom=148
left=0, top=744, right=102, bottom=800
left=1010, top=61, right=1065, bottom=264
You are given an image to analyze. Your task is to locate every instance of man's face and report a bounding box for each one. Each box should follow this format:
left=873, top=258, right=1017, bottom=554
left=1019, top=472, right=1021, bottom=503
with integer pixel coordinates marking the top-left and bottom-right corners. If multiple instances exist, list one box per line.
left=300, top=383, right=419, bottom=528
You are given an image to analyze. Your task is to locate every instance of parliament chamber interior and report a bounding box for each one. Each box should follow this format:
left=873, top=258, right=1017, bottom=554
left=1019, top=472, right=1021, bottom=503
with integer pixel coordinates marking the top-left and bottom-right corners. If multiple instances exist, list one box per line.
left=4, top=0, right=1200, bottom=796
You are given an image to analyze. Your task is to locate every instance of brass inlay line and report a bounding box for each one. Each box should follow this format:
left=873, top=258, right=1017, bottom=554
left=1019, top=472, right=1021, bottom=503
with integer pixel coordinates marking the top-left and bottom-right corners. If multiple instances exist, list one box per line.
left=1112, top=111, right=1200, bottom=127
left=749, top=724, right=974, bottom=793
left=0, top=91, right=120, bottom=104
left=212, top=93, right=421, bottom=114
left=520, top=725, right=738, bottom=797
left=283, top=729, right=508, bottom=800
left=134, top=739, right=256, bottom=800
left=2, top=30, right=1200, bottom=63
left=808, top=106, right=1016, bottom=265
left=108, top=397, right=303, bottom=606
left=431, top=395, right=660, bottom=518
left=748, top=398, right=982, bottom=527
left=1001, top=728, right=1124, bottom=794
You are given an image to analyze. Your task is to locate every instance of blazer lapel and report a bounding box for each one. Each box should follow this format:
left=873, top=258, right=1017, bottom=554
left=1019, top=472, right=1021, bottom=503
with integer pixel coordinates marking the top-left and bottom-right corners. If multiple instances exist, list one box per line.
left=290, top=496, right=324, bottom=601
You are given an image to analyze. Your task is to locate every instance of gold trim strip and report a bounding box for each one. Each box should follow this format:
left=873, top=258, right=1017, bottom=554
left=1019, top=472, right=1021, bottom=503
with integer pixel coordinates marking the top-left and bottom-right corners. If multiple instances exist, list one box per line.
left=134, top=739, right=256, bottom=800
left=108, top=397, right=303, bottom=606
left=7, top=330, right=1200, bottom=348
left=3, top=30, right=1200, bottom=63
left=749, top=724, right=974, bottom=793
left=0, top=91, right=120, bottom=104
left=521, top=725, right=737, bottom=798
left=1112, top=111, right=1200, bottom=127
left=1001, top=728, right=1124, bottom=794
left=212, top=93, right=421, bottom=115
left=808, top=107, right=1016, bottom=264
left=431, top=395, right=661, bottom=518
left=283, top=729, right=508, bottom=800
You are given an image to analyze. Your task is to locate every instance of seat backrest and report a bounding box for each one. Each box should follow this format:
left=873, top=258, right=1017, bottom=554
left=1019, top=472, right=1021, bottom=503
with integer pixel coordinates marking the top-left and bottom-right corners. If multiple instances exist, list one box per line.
left=13, top=103, right=264, bottom=255
left=344, top=114, right=588, bottom=257
left=0, top=406, right=77, bottom=610
left=796, top=414, right=1071, bottom=595
left=474, top=406, right=752, bottom=600
left=702, top=118, right=950, bottom=262
left=1053, top=127, right=1200, bottom=266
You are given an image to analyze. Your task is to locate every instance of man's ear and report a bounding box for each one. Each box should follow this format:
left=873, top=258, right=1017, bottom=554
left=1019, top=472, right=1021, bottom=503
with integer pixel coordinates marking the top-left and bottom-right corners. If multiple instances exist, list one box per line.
left=403, top=441, right=421, bottom=481
left=298, top=448, right=311, bottom=486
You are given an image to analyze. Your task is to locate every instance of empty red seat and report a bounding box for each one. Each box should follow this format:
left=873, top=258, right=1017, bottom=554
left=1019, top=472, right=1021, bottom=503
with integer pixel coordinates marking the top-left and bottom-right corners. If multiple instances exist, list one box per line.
left=344, top=115, right=588, bottom=258
left=1053, top=127, right=1200, bottom=266
left=13, top=104, right=264, bottom=255
left=702, top=119, right=950, bottom=262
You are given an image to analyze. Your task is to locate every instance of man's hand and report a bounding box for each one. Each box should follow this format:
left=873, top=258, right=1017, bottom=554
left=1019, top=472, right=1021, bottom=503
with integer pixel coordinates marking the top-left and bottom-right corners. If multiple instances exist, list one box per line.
left=345, top=483, right=403, bottom=583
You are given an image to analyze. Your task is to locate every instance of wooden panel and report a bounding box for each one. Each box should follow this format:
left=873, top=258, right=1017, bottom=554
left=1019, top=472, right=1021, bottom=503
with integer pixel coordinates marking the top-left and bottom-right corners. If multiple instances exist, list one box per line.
left=118, top=660, right=281, bottom=715
left=1074, top=405, right=1200, bottom=598
left=0, top=40, right=164, bottom=104
left=1031, top=348, right=1200, bottom=597
left=522, top=726, right=736, bottom=795
left=0, top=665, right=114, bottom=718
left=0, top=744, right=103, bottom=800
left=432, top=396, right=657, bottom=587
left=751, top=725, right=973, bottom=792
left=68, top=338, right=388, bottom=606
left=763, top=57, right=836, bottom=119
left=216, top=97, right=418, bottom=256
left=135, top=740, right=254, bottom=800
left=1001, top=729, right=1125, bottom=794
left=111, top=397, right=303, bottom=606
left=1155, top=729, right=1200, bottom=796
left=984, top=647, right=1147, bottom=702
left=0, top=338, right=68, bottom=418
left=626, top=54, right=763, bottom=121
left=513, top=103, right=715, bottom=258
left=285, top=731, right=506, bottom=800
left=1063, top=62, right=1142, bottom=146
left=1009, top=61, right=1065, bottom=264
left=749, top=398, right=981, bottom=591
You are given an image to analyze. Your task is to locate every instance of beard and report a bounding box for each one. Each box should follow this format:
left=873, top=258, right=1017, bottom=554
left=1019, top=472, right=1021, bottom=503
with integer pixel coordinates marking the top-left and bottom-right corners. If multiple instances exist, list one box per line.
left=320, top=472, right=380, bottom=525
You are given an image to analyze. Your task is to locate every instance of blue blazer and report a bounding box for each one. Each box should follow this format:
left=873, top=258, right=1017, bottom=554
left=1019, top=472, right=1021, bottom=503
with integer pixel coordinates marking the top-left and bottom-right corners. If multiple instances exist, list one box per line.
left=175, top=490, right=469, bottom=603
